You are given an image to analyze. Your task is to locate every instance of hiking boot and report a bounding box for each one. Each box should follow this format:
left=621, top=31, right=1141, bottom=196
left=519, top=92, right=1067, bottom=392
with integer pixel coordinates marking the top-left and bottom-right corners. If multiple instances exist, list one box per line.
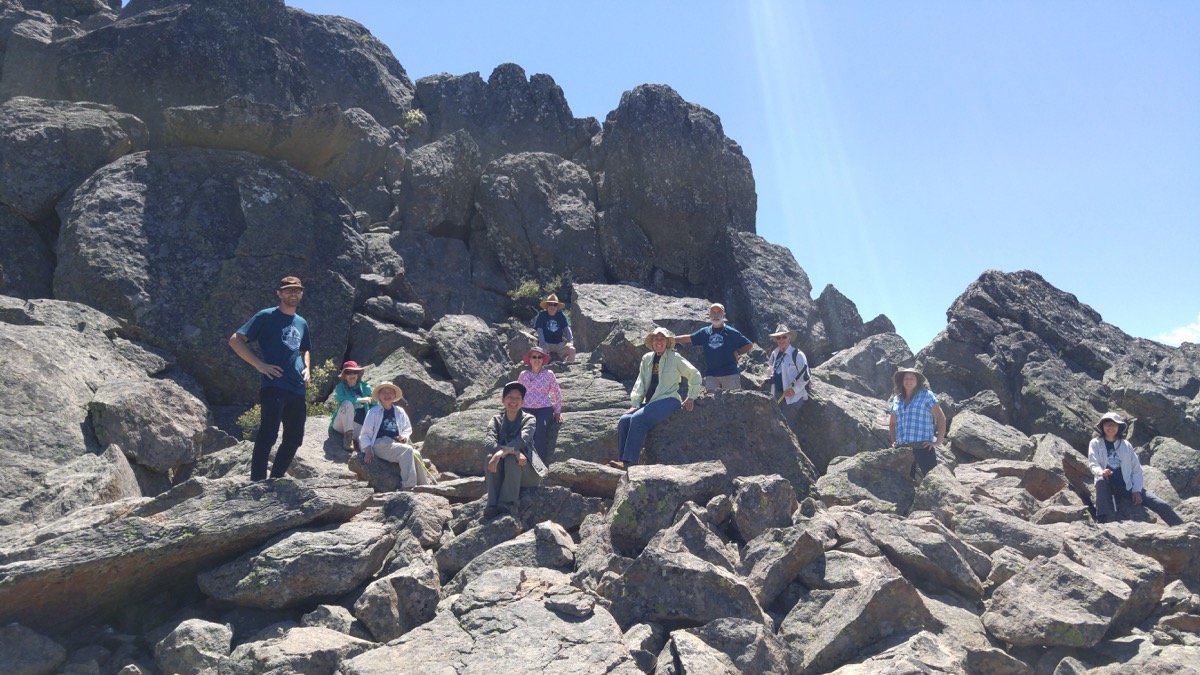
left=343, top=430, right=354, bottom=450
left=482, top=505, right=501, bottom=519
left=607, top=460, right=626, bottom=470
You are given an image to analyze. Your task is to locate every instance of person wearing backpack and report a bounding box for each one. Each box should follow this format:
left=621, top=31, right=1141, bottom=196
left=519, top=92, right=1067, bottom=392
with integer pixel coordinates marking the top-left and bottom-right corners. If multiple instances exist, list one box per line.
left=767, top=324, right=811, bottom=430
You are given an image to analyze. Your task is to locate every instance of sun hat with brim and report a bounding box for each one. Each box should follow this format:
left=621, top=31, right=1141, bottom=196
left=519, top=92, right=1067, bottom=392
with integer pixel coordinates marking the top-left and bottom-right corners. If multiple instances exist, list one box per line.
left=1095, top=412, right=1129, bottom=437
left=372, top=382, right=403, bottom=402
left=644, top=327, right=677, bottom=350
left=769, top=324, right=795, bottom=339
left=539, top=293, right=565, bottom=309
left=278, top=276, right=304, bottom=290
left=523, top=346, right=550, bottom=367
left=893, top=368, right=927, bottom=390
left=339, top=361, right=365, bottom=377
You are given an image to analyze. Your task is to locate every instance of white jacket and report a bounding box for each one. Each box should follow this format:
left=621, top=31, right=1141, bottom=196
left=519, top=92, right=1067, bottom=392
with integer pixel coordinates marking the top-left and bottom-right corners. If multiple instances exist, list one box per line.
left=1087, top=437, right=1144, bottom=493
left=359, top=403, right=413, bottom=449
left=769, top=345, right=810, bottom=405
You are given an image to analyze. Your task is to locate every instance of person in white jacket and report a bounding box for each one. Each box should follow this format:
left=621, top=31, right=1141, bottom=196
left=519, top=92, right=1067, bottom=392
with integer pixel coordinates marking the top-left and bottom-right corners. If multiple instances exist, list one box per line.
left=1087, top=412, right=1180, bottom=526
left=767, top=324, right=811, bottom=430
left=358, top=382, right=433, bottom=489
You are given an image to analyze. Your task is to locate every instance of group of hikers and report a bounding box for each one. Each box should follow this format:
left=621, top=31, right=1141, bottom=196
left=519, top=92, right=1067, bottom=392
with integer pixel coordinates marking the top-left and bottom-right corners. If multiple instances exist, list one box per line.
left=230, top=276, right=1182, bottom=526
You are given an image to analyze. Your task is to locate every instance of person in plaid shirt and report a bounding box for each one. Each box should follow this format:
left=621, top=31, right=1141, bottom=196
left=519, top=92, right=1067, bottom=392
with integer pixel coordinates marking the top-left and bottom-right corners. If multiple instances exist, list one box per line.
left=888, top=368, right=946, bottom=480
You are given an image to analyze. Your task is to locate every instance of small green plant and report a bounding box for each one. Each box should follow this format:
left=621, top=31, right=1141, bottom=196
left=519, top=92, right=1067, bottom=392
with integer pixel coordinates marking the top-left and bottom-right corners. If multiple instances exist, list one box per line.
left=237, top=359, right=340, bottom=439
left=402, top=109, right=427, bottom=134
left=508, top=275, right=567, bottom=321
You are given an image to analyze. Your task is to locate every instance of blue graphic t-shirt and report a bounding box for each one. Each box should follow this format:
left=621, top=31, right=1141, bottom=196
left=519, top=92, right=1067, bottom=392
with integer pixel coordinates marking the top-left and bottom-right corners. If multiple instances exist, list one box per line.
left=534, top=310, right=570, bottom=344
left=237, top=307, right=311, bottom=394
left=689, top=325, right=751, bottom=377
left=379, top=407, right=399, bottom=440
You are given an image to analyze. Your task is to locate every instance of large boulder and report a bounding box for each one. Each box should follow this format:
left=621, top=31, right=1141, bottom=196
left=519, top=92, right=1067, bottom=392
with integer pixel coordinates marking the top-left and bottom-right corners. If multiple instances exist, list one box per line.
left=413, top=63, right=597, bottom=164
left=352, top=554, right=441, bottom=643
left=444, top=520, right=575, bottom=594
left=864, top=513, right=986, bottom=599
left=87, top=378, right=210, bottom=474
left=815, top=446, right=917, bottom=515
left=947, top=410, right=1037, bottom=461
left=0, top=96, right=147, bottom=221
left=659, top=618, right=791, bottom=674
left=643, top=391, right=818, bottom=502
left=153, top=618, right=233, bottom=675
left=0, top=205, right=54, bottom=299
left=607, top=461, right=728, bottom=553
left=951, top=504, right=1064, bottom=558
left=793, top=380, right=893, bottom=473
left=54, top=148, right=365, bottom=405
left=427, top=314, right=509, bottom=400
left=0, top=477, right=372, bottom=630
left=813, top=332, right=914, bottom=399
left=593, top=84, right=754, bottom=289
left=226, top=626, right=375, bottom=675
left=386, top=230, right=509, bottom=322
left=395, top=129, right=480, bottom=237
left=1146, top=436, right=1200, bottom=498
left=475, top=152, right=605, bottom=285
left=0, top=623, right=66, bottom=675
left=342, top=567, right=639, bottom=674
left=569, top=283, right=712, bottom=353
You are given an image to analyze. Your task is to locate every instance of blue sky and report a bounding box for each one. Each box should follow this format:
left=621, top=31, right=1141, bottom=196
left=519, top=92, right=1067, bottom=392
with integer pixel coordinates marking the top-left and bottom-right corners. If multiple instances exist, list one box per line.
left=289, top=1, right=1200, bottom=352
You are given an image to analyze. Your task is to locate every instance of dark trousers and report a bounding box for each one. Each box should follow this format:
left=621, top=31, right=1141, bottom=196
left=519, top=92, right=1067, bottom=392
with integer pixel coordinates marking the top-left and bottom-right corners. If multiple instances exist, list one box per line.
left=252, top=386, right=307, bottom=481
left=523, top=406, right=555, bottom=465
left=1095, top=467, right=1182, bottom=526
left=900, top=441, right=937, bottom=479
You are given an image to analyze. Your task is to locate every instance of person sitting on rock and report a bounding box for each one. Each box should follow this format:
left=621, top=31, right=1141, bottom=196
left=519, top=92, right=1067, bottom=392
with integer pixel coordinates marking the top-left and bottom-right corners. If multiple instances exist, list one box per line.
left=329, top=361, right=372, bottom=450
left=888, top=368, right=946, bottom=479
left=1088, top=412, right=1182, bottom=526
left=358, top=382, right=433, bottom=490
left=517, top=346, right=563, bottom=465
left=767, top=324, right=811, bottom=429
left=533, top=293, right=576, bottom=364
left=611, top=327, right=703, bottom=471
left=675, top=303, right=752, bottom=393
left=484, top=381, right=544, bottom=518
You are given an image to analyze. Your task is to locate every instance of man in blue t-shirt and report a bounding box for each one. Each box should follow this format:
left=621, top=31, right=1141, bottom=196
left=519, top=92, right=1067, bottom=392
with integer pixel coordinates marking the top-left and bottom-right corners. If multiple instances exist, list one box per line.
left=675, top=303, right=753, bottom=393
left=229, top=276, right=312, bottom=481
left=533, top=293, right=576, bottom=364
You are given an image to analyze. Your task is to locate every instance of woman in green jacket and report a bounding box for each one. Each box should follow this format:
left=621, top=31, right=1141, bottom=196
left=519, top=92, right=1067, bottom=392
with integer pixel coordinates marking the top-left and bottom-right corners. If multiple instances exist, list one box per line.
left=329, top=361, right=373, bottom=450
left=610, top=327, right=702, bottom=470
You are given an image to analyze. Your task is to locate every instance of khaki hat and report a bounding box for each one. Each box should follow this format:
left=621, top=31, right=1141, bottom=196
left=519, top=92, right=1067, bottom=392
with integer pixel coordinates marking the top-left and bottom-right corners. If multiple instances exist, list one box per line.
left=540, top=293, right=565, bottom=309
left=372, top=382, right=403, bottom=402
left=278, top=276, right=304, bottom=290
left=769, top=324, right=794, bottom=339
left=893, top=368, right=927, bottom=390
left=1095, top=412, right=1128, bottom=437
left=644, top=327, right=677, bottom=350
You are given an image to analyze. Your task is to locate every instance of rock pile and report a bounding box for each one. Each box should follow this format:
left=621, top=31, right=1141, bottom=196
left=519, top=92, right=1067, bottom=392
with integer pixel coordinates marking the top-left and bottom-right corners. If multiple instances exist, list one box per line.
left=1, top=1, right=1198, bottom=673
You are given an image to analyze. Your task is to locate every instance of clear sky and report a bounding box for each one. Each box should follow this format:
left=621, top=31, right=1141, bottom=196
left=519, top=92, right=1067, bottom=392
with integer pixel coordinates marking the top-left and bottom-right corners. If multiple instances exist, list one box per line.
left=289, top=1, right=1200, bottom=352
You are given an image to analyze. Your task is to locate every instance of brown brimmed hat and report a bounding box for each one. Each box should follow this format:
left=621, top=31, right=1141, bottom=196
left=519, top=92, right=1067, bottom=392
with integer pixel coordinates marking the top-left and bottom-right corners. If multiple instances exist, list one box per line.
left=523, top=345, right=549, bottom=367
left=769, top=323, right=794, bottom=339
left=1095, top=412, right=1128, bottom=437
left=540, top=293, right=565, bottom=309
left=644, top=327, right=676, bottom=350
left=372, top=382, right=402, bottom=402
left=893, top=368, right=927, bottom=390
left=278, top=276, right=304, bottom=290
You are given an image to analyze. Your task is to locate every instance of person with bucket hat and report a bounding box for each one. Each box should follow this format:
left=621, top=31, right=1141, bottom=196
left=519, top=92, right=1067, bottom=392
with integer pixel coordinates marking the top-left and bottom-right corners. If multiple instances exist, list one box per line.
left=517, top=345, right=563, bottom=465
left=483, top=381, right=545, bottom=518
left=358, top=382, right=435, bottom=490
left=229, top=275, right=311, bottom=481
left=610, top=327, right=703, bottom=470
left=533, top=293, right=576, bottom=364
left=1087, top=412, right=1182, bottom=525
left=888, top=368, right=946, bottom=480
left=675, top=303, right=753, bottom=392
left=767, top=324, right=811, bottom=429
left=329, top=361, right=372, bottom=450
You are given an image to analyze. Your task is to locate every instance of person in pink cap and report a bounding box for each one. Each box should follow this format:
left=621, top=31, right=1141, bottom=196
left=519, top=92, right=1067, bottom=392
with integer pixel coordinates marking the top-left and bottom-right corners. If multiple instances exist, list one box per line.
left=517, top=346, right=563, bottom=464
left=329, top=361, right=373, bottom=450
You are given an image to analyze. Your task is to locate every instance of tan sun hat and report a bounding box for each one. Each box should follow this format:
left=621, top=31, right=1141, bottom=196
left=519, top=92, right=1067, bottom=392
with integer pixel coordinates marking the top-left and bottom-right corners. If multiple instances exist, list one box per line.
left=372, top=382, right=403, bottom=402
left=769, top=323, right=794, bottom=339
left=540, top=293, right=565, bottom=309
left=644, top=327, right=677, bottom=350
left=892, top=368, right=927, bottom=390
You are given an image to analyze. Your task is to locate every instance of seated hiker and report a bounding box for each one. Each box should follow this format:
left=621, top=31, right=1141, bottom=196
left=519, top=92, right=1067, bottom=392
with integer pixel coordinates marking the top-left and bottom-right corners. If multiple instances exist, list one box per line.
left=518, top=346, right=563, bottom=465
left=767, top=324, right=811, bottom=430
left=329, top=361, right=372, bottom=450
left=533, top=293, right=576, bottom=364
left=675, top=302, right=753, bottom=392
left=358, top=382, right=434, bottom=489
left=888, top=368, right=946, bottom=479
left=484, top=381, right=545, bottom=518
left=1088, top=412, right=1182, bottom=526
left=611, top=327, right=703, bottom=471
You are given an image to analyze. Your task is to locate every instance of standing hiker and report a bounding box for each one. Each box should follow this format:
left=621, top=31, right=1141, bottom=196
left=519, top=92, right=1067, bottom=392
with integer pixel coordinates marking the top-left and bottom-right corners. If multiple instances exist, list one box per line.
left=229, top=276, right=311, bottom=481
left=675, top=303, right=753, bottom=392
left=533, top=293, right=576, bottom=364
left=611, top=327, right=703, bottom=471
left=767, top=324, right=811, bottom=430
left=1088, top=412, right=1182, bottom=526
left=888, top=368, right=946, bottom=480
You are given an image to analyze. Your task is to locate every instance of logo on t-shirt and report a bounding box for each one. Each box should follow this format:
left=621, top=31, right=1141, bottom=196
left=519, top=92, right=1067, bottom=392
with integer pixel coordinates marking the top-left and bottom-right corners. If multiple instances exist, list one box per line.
left=707, top=333, right=725, bottom=350
left=547, top=319, right=560, bottom=333
left=281, top=324, right=302, bottom=351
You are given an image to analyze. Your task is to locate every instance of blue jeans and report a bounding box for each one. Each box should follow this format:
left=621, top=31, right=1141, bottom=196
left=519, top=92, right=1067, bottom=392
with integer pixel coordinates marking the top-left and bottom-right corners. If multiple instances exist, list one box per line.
left=617, top=398, right=680, bottom=464
left=252, top=386, right=306, bottom=481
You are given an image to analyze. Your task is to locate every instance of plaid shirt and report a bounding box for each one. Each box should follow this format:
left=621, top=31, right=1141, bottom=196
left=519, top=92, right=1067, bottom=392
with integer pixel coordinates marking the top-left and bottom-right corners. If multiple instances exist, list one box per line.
left=890, top=389, right=938, bottom=444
